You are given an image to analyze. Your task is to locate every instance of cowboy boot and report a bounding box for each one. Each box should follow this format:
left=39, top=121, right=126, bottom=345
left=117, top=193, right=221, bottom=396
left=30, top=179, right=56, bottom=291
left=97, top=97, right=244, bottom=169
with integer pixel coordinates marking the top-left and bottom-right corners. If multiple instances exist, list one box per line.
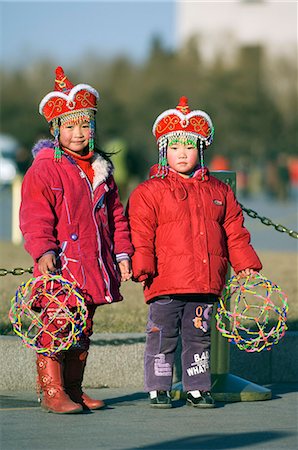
left=64, top=349, right=105, bottom=410
left=36, top=353, right=83, bottom=414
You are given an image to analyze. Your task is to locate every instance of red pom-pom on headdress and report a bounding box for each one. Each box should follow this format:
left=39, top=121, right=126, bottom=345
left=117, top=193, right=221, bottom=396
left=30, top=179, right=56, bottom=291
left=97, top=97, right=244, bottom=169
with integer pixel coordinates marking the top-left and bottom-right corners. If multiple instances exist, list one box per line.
left=176, top=96, right=191, bottom=115
left=54, top=66, right=75, bottom=93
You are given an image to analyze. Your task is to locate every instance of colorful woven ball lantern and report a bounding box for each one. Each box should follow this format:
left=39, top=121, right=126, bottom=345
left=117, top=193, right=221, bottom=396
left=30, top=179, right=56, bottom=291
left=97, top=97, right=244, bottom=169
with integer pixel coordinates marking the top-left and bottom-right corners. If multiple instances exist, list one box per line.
left=216, top=273, right=288, bottom=353
left=9, top=275, right=88, bottom=356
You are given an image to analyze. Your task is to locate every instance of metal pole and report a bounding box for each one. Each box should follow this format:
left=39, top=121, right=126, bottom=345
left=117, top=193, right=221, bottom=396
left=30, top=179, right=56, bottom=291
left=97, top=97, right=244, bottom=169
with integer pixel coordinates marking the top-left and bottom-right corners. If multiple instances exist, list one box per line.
left=210, top=171, right=271, bottom=401
left=210, top=171, right=235, bottom=375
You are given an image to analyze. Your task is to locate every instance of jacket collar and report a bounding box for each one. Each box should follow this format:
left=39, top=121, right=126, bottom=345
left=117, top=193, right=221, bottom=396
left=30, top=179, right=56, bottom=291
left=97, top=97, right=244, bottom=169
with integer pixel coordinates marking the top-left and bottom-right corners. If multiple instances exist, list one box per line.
left=32, top=139, right=113, bottom=189
left=149, top=163, right=209, bottom=182
left=91, top=153, right=113, bottom=190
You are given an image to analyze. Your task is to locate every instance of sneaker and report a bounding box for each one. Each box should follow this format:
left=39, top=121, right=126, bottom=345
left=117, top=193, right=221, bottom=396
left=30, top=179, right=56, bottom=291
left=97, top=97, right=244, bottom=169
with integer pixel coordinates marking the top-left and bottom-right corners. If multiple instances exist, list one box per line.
left=186, top=391, right=215, bottom=408
left=149, top=390, right=172, bottom=408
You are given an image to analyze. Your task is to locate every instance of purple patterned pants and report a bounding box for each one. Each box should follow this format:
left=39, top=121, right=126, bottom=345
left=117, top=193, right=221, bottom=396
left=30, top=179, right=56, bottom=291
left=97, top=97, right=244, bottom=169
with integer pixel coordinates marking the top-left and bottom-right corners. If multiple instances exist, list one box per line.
left=144, top=295, right=216, bottom=392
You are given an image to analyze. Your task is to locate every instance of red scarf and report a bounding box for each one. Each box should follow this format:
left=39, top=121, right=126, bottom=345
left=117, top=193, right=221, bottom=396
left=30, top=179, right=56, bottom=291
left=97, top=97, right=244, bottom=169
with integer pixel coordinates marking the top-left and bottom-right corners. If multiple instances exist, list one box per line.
left=63, top=149, right=94, bottom=184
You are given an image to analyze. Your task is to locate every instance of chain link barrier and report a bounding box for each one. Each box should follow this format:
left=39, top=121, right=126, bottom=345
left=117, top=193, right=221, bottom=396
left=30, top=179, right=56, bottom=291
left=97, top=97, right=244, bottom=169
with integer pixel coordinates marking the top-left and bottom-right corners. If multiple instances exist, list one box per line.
left=0, top=204, right=297, bottom=277
left=0, top=267, right=34, bottom=277
left=240, top=203, right=298, bottom=240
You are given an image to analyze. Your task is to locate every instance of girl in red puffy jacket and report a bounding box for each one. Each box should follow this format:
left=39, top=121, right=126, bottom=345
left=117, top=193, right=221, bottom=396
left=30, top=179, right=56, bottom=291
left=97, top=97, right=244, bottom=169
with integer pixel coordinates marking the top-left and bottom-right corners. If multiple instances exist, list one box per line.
left=127, top=97, right=262, bottom=408
left=20, top=67, right=133, bottom=414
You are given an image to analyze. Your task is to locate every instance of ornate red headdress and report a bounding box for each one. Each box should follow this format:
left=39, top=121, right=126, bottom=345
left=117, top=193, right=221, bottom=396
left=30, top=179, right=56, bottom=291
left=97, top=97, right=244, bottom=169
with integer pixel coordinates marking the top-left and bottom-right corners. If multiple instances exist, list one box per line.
left=152, top=97, right=214, bottom=177
left=39, top=66, right=99, bottom=123
left=39, top=67, right=100, bottom=160
left=152, top=96, right=214, bottom=144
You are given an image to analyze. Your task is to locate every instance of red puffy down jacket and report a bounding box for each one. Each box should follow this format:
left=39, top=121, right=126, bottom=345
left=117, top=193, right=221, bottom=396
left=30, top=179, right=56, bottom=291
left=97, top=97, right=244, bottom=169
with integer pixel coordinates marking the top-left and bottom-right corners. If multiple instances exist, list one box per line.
left=127, top=166, right=262, bottom=303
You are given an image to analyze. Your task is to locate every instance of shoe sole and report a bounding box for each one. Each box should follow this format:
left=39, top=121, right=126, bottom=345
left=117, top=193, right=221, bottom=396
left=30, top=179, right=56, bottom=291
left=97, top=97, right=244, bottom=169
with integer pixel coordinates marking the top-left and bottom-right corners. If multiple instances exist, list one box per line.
left=87, top=404, right=105, bottom=410
left=150, top=403, right=172, bottom=409
left=41, top=407, right=83, bottom=414
left=41, top=405, right=83, bottom=414
left=186, top=400, right=216, bottom=408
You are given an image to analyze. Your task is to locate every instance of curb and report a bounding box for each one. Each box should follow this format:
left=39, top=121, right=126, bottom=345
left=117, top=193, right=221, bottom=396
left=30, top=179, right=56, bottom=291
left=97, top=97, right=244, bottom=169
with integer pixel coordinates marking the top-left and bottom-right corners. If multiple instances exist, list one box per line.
left=0, top=332, right=297, bottom=390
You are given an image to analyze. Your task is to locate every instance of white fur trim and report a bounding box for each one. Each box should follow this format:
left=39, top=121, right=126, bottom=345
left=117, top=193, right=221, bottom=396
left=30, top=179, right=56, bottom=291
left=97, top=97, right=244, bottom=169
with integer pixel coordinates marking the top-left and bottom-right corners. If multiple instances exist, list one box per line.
left=39, top=84, right=100, bottom=115
left=91, top=153, right=113, bottom=190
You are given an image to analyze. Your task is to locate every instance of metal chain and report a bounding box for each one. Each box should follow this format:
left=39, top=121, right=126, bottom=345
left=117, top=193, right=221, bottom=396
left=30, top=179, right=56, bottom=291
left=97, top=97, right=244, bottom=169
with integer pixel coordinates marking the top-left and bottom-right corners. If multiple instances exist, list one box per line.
left=0, top=267, right=33, bottom=277
left=240, top=203, right=298, bottom=239
left=0, top=203, right=296, bottom=277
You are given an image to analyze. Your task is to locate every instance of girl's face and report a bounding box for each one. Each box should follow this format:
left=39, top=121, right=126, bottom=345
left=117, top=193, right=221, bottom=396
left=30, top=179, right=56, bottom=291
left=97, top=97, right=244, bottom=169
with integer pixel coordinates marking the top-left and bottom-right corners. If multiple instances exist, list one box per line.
left=167, top=143, right=199, bottom=178
left=58, top=121, right=90, bottom=155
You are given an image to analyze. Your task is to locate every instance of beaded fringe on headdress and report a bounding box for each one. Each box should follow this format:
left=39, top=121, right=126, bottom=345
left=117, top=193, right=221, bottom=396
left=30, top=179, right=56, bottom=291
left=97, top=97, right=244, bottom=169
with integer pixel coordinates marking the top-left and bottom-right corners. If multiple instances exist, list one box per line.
left=154, top=131, right=208, bottom=179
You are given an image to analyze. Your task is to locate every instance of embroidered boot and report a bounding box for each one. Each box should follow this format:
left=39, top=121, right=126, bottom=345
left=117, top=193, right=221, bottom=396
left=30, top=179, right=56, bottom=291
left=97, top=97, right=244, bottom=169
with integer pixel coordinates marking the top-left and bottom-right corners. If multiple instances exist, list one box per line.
left=64, top=349, right=105, bottom=410
left=36, top=354, right=83, bottom=414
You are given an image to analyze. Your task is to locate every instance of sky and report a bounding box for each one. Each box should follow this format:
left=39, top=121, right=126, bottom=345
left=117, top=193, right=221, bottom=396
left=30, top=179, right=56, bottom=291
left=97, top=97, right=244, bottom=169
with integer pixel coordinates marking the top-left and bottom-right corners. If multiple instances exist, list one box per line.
left=0, top=0, right=176, bottom=69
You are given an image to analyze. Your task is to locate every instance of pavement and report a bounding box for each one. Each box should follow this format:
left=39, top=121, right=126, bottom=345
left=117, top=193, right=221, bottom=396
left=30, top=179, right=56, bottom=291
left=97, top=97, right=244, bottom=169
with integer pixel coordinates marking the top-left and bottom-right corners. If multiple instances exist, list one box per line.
left=0, top=383, right=297, bottom=450
left=239, top=195, right=298, bottom=253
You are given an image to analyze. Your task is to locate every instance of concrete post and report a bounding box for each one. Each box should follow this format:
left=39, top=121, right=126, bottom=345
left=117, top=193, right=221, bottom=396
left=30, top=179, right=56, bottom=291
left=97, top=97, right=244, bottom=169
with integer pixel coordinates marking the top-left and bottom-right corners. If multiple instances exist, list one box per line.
left=11, top=175, right=23, bottom=245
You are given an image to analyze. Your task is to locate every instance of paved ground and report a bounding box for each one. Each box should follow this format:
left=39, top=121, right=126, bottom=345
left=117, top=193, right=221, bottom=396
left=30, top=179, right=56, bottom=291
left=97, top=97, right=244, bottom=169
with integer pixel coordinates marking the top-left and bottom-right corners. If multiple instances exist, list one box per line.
left=0, top=383, right=297, bottom=450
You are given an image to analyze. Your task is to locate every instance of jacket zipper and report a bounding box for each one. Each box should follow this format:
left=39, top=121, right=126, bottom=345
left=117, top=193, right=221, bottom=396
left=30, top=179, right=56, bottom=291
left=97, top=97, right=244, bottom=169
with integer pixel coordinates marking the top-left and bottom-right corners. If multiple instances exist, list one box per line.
left=80, top=169, right=112, bottom=303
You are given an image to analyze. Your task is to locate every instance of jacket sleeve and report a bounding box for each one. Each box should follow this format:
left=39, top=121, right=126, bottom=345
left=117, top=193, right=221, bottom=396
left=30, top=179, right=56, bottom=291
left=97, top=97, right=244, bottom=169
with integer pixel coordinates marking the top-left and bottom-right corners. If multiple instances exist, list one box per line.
left=223, top=185, right=262, bottom=274
left=19, top=162, right=59, bottom=262
left=106, top=176, right=133, bottom=257
left=126, top=184, right=157, bottom=281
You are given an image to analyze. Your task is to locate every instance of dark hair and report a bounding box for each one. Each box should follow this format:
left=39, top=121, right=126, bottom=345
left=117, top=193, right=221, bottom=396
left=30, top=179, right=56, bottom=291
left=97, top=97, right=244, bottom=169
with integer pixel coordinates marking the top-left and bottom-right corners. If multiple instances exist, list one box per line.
left=94, top=146, right=116, bottom=163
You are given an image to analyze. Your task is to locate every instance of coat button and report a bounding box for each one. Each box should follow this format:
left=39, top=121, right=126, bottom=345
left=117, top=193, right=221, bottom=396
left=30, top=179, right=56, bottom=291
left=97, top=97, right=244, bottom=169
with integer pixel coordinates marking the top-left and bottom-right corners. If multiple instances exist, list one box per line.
left=71, top=233, right=78, bottom=241
left=203, top=259, right=207, bottom=264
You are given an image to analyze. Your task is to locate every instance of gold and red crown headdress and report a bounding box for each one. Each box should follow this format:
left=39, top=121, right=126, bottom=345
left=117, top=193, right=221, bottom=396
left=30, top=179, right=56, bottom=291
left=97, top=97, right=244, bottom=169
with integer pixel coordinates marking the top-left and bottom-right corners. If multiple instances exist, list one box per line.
left=152, top=97, right=214, bottom=178
left=39, top=66, right=99, bottom=123
left=152, top=96, right=214, bottom=144
left=39, top=67, right=100, bottom=160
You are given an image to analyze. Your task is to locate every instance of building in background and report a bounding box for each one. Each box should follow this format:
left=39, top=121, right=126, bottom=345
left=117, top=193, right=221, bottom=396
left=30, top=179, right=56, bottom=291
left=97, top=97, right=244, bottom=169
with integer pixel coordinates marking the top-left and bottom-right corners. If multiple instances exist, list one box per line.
left=176, top=0, right=297, bottom=201
left=177, top=0, right=296, bottom=64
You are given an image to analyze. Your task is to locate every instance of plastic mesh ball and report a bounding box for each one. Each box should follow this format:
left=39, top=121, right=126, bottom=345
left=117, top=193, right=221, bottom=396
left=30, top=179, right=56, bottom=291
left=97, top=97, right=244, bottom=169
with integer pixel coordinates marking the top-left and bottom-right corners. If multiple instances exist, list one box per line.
left=215, top=273, right=288, bottom=352
left=9, top=275, right=88, bottom=356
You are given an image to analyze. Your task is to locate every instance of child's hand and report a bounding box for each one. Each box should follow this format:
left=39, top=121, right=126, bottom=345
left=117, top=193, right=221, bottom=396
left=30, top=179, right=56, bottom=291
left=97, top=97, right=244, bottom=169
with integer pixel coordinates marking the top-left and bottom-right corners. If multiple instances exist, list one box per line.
left=236, top=268, right=256, bottom=279
left=138, top=275, right=153, bottom=288
left=38, top=253, right=56, bottom=275
left=118, top=259, right=132, bottom=282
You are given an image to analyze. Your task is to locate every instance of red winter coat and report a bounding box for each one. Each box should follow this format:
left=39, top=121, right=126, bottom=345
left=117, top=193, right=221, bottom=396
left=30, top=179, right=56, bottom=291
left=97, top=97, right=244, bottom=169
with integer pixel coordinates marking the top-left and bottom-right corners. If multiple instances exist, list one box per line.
left=20, top=140, right=133, bottom=305
left=127, top=166, right=262, bottom=303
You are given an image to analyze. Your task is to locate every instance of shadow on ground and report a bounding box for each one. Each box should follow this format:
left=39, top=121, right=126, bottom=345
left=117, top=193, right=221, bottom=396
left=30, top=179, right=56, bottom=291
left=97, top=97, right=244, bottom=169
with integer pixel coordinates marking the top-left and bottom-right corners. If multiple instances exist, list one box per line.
left=0, top=394, right=39, bottom=408
left=134, top=431, right=295, bottom=450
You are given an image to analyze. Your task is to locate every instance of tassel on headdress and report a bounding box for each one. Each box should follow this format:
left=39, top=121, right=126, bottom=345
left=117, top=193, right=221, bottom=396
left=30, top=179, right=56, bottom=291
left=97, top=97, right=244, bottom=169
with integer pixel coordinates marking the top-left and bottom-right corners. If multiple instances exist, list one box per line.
left=52, top=119, right=63, bottom=162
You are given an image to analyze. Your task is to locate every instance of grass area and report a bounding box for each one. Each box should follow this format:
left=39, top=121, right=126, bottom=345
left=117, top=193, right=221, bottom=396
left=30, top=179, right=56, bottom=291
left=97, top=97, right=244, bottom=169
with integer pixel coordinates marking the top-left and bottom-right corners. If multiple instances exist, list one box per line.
left=0, top=241, right=297, bottom=334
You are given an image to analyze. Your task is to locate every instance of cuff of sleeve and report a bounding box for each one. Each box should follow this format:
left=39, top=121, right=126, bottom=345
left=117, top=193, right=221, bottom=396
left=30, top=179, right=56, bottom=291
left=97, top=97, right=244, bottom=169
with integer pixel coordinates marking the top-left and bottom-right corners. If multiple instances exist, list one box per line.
left=116, top=253, right=130, bottom=262
left=137, top=274, right=149, bottom=282
left=37, top=250, right=56, bottom=262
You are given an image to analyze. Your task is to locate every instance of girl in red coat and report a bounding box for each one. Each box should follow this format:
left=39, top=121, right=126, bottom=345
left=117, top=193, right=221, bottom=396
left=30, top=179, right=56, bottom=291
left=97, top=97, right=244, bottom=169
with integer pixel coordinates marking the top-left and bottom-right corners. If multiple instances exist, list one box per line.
left=127, top=97, right=262, bottom=408
left=20, top=67, right=133, bottom=414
